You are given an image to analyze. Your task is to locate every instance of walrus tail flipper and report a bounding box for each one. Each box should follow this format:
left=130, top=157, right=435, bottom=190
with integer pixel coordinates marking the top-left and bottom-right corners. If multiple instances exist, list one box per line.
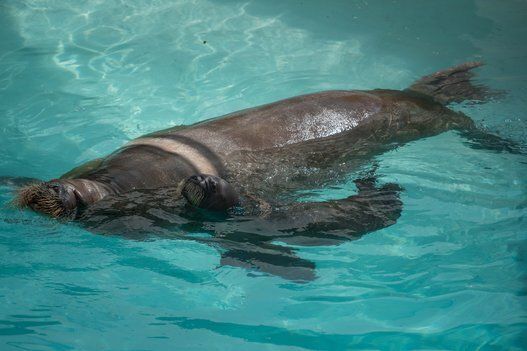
left=407, top=62, right=501, bottom=105
left=408, top=63, right=524, bottom=153
left=219, top=242, right=316, bottom=282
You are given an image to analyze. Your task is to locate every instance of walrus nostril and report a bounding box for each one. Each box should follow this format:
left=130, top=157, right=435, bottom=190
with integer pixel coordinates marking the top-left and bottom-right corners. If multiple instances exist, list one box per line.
left=189, top=175, right=203, bottom=184
left=209, top=180, right=217, bottom=192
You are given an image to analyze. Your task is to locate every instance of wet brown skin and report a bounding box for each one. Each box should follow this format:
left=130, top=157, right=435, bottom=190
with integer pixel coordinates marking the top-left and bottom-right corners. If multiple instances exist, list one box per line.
left=17, top=88, right=472, bottom=218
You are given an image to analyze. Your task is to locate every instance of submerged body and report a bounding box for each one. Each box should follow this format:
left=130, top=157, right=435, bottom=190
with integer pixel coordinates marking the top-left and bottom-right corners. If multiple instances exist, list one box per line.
left=16, top=62, right=513, bottom=280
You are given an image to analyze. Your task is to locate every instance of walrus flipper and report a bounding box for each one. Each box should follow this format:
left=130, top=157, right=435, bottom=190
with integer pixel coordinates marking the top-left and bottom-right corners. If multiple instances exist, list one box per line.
left=408, top=62, right=523, bottom=154
left=270, top=179, right=403, bottom=246
left=218, top=241, right=316, bottom=282
left=407, top=62, right=501, bottom=105
left=458, top=128, right=524, bottom=154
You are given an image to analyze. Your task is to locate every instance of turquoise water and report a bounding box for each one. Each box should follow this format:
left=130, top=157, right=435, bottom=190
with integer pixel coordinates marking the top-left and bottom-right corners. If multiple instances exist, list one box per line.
left=1, top=0, right=526, bottom=349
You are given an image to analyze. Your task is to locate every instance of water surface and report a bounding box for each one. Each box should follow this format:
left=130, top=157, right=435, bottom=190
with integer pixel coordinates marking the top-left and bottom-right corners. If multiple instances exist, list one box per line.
left=1, top=0, right=526, bottom=350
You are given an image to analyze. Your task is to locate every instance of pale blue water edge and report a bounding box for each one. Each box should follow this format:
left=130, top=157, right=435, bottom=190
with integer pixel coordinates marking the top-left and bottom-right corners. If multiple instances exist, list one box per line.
left=1, top=0, right=526, bottom=350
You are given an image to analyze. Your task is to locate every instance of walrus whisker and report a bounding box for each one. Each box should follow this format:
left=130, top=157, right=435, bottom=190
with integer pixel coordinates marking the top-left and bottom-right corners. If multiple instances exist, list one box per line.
left=182, top=182, right=205, bottom=206
left=13, top=182, right=45, bottom=208
left=13, top=182, right=71, bottom=218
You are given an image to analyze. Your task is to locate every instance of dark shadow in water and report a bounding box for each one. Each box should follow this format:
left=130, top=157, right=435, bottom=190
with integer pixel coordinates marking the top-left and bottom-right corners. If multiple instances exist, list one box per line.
left=155, top=316, right=522, bottom=350
left=78, top=172, right=403, bottom=282
left=0, top=317, right=61, bottom=336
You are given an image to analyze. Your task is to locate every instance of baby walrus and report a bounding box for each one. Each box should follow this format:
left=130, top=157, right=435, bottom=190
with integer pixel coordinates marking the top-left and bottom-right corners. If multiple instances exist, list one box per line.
left=15, top=62, right=518, bottom=220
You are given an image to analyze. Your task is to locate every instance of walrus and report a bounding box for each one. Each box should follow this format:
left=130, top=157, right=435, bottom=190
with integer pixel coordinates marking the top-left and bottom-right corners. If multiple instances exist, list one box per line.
left=13, top=62, right=520, bottom=281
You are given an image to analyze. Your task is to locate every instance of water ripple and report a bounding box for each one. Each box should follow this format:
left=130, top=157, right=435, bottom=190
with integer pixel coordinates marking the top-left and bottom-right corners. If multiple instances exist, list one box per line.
left=0, top=0, right=526, bottom=350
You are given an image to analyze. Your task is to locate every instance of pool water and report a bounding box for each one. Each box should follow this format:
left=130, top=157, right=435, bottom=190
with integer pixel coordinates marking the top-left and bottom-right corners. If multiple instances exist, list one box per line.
left=1, top=0, right=526, bottom=350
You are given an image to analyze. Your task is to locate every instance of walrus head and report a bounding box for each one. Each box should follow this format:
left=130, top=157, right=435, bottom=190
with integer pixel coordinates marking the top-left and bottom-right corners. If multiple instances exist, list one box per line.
left=14, top=180, right=81, bottom=218
left=181, top=174, right=239, bottom=211
left=14, top=179, right=113, bottom=219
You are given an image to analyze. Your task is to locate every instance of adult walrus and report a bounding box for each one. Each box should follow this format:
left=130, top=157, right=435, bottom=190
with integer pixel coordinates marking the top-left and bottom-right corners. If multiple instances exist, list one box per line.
left=14, top=62, right=518, bottom=280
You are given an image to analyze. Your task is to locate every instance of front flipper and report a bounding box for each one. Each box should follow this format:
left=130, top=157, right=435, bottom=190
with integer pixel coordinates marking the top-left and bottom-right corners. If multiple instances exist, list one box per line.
left=218, top=241, right=316, bottom=282
left=269, top=178, right=403, bottom=246
left=214, top=177, right=401, bottom=281
left=181, top=174, right=239, bottom=211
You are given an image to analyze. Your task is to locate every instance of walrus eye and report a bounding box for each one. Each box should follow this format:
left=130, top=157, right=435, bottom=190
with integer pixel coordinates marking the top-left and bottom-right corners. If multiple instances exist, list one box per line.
left=47, top=183, right=64, bottom=198
left=49, top=184, right=61, bottom=193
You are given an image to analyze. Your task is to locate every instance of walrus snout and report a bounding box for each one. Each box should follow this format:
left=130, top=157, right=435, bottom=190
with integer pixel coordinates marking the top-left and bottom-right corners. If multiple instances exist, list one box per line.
left=182, top=174, right=239, bottom=211
left=15, top=181, right=79, bottom=218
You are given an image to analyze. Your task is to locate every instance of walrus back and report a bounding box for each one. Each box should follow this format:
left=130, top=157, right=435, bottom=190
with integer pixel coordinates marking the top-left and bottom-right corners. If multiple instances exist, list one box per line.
left=406, top=62, right=500, bottom=105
